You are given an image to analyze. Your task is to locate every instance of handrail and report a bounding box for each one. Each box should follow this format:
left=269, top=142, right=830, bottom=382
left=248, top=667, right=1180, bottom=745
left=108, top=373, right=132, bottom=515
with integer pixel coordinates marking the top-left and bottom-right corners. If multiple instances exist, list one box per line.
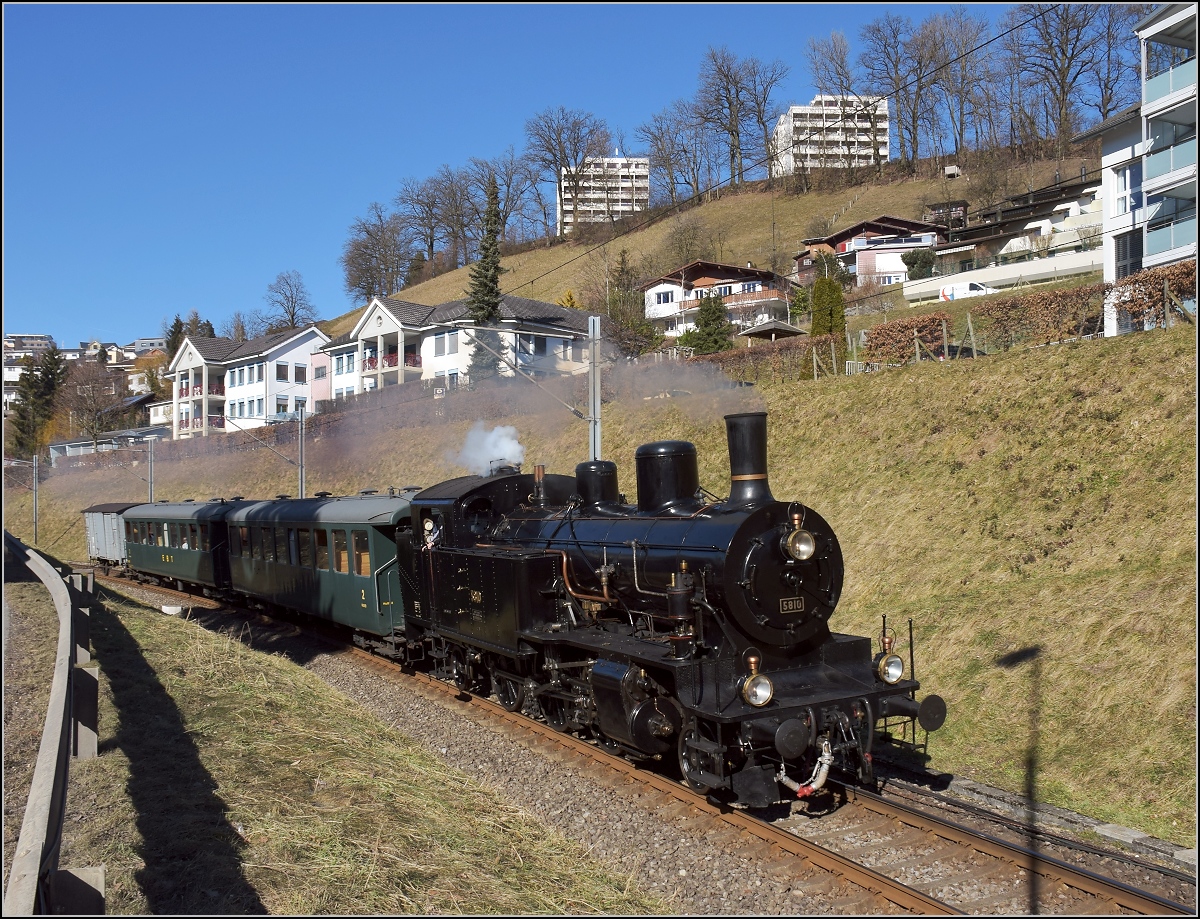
left=2, top=532, right=102, bottom=915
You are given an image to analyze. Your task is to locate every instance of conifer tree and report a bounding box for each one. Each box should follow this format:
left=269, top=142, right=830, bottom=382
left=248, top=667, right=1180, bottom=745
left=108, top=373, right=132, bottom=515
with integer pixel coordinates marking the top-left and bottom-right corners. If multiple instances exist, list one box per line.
left=465, top=173, right=505, bottom=384
left=810, top=277, right=846, bottom=338
left=677, top=293, right=734, bottom=354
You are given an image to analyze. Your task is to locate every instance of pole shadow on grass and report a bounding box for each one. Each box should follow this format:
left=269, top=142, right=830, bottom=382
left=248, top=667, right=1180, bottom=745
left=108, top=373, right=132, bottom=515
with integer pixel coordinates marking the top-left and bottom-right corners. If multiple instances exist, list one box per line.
left=90, top=598, right=267, bottom=914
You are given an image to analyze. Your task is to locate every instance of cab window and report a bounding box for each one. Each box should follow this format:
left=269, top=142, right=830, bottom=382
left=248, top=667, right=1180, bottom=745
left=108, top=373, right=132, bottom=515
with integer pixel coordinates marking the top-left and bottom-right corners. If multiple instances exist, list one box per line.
left=352, top=530, right=370, bottom=576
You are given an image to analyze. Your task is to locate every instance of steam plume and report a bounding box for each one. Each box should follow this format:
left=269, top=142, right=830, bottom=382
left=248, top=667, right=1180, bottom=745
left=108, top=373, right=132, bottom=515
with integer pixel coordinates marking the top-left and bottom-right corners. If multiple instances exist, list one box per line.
left=451, top=422, right=525, bottom=476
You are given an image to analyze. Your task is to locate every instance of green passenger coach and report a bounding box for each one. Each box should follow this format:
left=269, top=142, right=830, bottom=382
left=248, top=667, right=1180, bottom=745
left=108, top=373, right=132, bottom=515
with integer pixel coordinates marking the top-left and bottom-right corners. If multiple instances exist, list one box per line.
left=225, top=493, right=414, bottom=635
left=122, top=499, right=244, bottom=590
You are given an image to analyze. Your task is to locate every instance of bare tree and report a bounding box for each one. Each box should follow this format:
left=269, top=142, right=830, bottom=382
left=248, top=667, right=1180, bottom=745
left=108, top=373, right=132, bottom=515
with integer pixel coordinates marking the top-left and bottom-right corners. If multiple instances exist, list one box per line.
left=695, top=47, right=751, bottom=186
left=928, top=6, right=993, bottom=160
left=468, top=146, right=535, bottom=242
left=56, top=359, right=127, bottom=450
left=433, top=164, right=478, bottom=267
left=262, top=270, right=319, bottom=332
left=1014, top=3, right=1103, bottom=158
left=340, top=202, right=412, bottom=304
left=218, top=311, right=264, bottom=342
left=743, top=56, right=790, bottom=183
left=524, top=106, right=611, bottom=236
left=805, top=32, right=865, bottom=174
left=637, top=105, right=687, bottom=206
left=1087, top=4, right=1145, bottom=122
left=394, top=176, right=445, bottom=262
left=860, top=13, right=917, bottom=167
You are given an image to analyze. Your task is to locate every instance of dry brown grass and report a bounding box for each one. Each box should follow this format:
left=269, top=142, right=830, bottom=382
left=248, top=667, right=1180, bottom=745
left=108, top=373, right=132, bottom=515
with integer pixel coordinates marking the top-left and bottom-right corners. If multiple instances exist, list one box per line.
left=7, top=320, right=1193, bottom=848
left=52, top=588, right=668, bottom=914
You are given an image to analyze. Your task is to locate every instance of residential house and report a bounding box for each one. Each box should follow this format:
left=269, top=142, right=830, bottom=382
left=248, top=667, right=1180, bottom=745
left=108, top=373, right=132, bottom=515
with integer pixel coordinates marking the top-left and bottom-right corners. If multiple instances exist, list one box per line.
left=794, top=217, right=946, bottom=287
left=640, top=261, right=795, bottom=340
left=1072, top=2, right=1195, bottom=336
left=167, top=326, right=330, bottom=439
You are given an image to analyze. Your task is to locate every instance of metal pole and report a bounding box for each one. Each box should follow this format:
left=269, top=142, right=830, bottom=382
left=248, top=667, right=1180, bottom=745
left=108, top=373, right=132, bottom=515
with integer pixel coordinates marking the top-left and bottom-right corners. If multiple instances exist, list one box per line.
left=588, top=316, right=602, bottom=461
left=148, top=438, right=154, bottom=503
left=32, top=454, right=39, bottom=545
left=298, top=408, right=306, bottom=499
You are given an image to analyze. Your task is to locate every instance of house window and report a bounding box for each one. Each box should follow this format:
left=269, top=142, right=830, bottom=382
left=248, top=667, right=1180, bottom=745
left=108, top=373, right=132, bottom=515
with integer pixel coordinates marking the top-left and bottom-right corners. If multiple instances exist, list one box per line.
left=238, top=401, right=245, bottom=417
left=714, top=285, right=733, bottom=297
left=335, top=356, right=344, bottom=375
left=742, top=281, right=761, bottom=293
left=294, top=365, right=307, bottom=384
left=276, top=397, right=289, bottom=414
left=276, top=362, right=289, bottom=382
left=314, top=366, right=327, bottom=380
left=295, top=397, right=306, bottom=415
left=238, top=367, right=245, bottom=386
left=447, top=331, right=458, bottom=354
left=655, top=290, right=675, bottom=305
left=257, top=363, right=265, bottom=381
left=256, top=398, right=263, bottom=416
left=1115, top=163, right=1142, bottom=216
left=435, top=334, right=446, bottom=357
left=228, top=370, right=236, bottom=388
left=346, top=353, right=355, bottom=372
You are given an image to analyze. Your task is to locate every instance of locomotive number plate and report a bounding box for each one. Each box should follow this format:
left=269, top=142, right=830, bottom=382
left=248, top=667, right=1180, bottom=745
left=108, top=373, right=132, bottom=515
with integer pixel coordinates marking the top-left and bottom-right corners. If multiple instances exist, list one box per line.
left=780, top=597, right=805, bottom=614
left=469, top=589, right=483, bottom=605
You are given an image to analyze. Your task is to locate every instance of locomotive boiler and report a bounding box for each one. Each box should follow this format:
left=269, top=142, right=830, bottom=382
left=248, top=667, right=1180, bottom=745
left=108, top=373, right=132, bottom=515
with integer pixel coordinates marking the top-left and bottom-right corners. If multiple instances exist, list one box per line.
left=401, top=411, right=946, bottom=807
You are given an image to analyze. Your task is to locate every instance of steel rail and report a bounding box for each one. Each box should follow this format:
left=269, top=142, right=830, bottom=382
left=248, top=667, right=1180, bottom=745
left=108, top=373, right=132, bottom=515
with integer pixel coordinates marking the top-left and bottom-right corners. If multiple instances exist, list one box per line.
left=838, top=782, right=1193, bottom=916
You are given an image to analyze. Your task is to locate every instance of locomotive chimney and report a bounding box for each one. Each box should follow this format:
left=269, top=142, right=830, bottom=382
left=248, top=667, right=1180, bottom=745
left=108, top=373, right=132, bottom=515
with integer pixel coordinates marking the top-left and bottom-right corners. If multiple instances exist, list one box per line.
left=725, top=412, right=774, bottom=507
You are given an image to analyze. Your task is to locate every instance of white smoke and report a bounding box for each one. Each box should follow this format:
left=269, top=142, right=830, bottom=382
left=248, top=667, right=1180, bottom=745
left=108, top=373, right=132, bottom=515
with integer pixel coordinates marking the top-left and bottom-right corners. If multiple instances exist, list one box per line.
left=450, top=422, right=526, bottom=476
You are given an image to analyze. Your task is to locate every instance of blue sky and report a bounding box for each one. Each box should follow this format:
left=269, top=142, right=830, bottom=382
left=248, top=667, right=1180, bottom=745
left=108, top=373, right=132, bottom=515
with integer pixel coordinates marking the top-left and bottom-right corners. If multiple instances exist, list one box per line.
left=4, top=3, right=1013, bottom=351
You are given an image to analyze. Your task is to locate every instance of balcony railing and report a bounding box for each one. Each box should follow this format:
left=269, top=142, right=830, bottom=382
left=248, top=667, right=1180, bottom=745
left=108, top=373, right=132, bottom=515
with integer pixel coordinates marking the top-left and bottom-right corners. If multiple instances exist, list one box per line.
left=177, top=384, right=225, bottom=398
left=208, top=415, right=225, bottom=429
left=403, top=353, right=421, bottom=368
left=1145, top=136, right=1197, bottom=181
left=1146, top=214, right=1197, bottom=256
left=363, top=356, right=378, bottom=371
left=1145, top=57, right=1197, bottom=105
left=382, top=352, right=399, bottom=368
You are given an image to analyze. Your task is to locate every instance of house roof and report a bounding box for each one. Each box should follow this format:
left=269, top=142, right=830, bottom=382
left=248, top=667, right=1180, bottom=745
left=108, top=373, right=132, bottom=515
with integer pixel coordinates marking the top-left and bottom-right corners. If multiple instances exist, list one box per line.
left=429, top=295, right=594, bottom=334
left=1070, top=103, right=1141, bottom=144
left=638, top=259, right=782, bottom=293
left=171, top=325, right=330, bottom=369
left=797, top=216, right=945, bottom=253
left=738, top=320, right=807, bottom=340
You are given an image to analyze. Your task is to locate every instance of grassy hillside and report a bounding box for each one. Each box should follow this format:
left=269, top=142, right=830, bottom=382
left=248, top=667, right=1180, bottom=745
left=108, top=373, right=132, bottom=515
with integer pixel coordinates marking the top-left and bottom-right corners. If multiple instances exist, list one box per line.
left=321, top=156, right=1094, bottom=340
left=6, top=321, right=1194, bottom=847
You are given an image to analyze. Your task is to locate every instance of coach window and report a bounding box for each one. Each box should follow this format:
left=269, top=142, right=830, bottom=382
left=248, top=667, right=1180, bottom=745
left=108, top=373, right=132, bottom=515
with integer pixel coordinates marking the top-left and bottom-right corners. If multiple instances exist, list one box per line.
left=287, top=528, right=298, bottom=565
left=199, top=524, right=210, bottom=552
left=138, top=522, right=148, bottom=544
left=154, top=523, right=165, bottom=547
left=352, top=530, right=370, bottom=576
left=229, top=526, right=241, bottom=557
left=168, top=523, right=178, bottom=548
left=262, top=527, right=275, bottom=562
left=298, top=528, right=312, bottom=567
left=125, top=521, right=133, bottom=542
left=315, top=529, right=330, bottom=569
left=275, top=528, right=289, bottom=564
left=250, top=527, right=262, bottom=560
left=333, top=530, right=349, bottom=573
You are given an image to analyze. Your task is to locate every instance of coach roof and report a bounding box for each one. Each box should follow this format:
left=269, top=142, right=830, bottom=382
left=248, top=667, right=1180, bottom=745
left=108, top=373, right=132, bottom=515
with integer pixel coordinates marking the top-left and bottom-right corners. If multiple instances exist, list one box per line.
left=227, top=493, right=414, bottom=527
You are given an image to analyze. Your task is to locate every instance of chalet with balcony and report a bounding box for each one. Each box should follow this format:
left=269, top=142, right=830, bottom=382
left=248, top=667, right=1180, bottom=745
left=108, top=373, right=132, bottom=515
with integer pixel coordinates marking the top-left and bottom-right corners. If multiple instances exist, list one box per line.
left=167, top=325, right=329, bottom=439
left=794, top=216, right=946, bottom=287
left=640, top=261, right=794, bottom=340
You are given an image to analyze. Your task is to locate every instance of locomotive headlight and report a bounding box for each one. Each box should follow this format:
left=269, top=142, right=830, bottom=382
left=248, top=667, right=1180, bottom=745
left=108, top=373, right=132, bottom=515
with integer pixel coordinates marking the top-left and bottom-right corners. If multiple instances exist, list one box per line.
left=741, top=673, right=774, bottom=706
left=876, top=653, right=905, bottom=684
left=782, top=528, right=816, bottom=561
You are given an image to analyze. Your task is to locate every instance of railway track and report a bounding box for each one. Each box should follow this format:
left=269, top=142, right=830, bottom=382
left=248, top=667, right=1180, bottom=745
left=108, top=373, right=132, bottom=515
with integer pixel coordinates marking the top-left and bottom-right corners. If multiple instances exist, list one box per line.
left=91, top=571, right=1196, bottom=915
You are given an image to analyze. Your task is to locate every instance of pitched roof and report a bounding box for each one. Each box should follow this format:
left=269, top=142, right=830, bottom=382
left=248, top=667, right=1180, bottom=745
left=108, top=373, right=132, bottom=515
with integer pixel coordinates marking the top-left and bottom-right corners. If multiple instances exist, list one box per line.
left=428, top=295, right=593, bottom=334
left=639, top=259, right=781, bottom=292
left=175, top=325, right=329, bottom=366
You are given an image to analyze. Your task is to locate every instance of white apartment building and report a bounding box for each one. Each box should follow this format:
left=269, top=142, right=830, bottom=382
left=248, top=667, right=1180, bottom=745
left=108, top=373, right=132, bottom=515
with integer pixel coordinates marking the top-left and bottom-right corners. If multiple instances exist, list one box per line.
left=167, top=326, right=329, bottom=439
left=557, top=149, right=650, bottom=235
left=1072, top=2, right=1196, bottom=336
left=771, top=95, right=890, bottom=175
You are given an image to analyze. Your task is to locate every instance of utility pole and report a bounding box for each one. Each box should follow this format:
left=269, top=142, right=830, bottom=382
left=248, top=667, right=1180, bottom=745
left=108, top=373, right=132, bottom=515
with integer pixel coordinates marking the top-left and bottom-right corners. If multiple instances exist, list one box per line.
left=588, top=316, right=602, bottom=461
left=32, top=455, right=39, bottom=545
left=298, top=408, right=306, bottom=499
left=148, top=438, right=155, bottom=503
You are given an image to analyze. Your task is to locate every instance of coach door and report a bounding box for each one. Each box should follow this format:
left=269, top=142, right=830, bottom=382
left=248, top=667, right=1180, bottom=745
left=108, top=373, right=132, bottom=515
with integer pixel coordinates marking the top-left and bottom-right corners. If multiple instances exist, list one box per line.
left=369, top=526, right=404, bottom=635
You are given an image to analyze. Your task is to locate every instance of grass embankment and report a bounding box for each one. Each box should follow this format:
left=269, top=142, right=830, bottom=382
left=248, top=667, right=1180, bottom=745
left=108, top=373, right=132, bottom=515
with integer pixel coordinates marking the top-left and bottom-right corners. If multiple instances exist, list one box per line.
left=44, top=585, right=666, bottom=914
left=320, top=157, right=1093, bottom=339
left=5, top=323, right=1194, bottom=848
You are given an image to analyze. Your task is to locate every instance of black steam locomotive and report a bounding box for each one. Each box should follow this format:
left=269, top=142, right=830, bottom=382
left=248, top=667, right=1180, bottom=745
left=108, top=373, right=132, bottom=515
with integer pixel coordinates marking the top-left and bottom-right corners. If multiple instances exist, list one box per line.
left=94, top=411, right=945, bottom=807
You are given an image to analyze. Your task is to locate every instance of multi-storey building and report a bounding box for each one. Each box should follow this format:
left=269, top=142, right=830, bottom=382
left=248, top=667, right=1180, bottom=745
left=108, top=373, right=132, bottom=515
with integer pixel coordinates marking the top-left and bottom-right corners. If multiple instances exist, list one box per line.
left=166, top=326, right=330, bottom=439
left=771, top=95, right=889, bottom=176
left=557, top=149, right=650, bottom=235
left=1072, top=2, right=1196, bottom=335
